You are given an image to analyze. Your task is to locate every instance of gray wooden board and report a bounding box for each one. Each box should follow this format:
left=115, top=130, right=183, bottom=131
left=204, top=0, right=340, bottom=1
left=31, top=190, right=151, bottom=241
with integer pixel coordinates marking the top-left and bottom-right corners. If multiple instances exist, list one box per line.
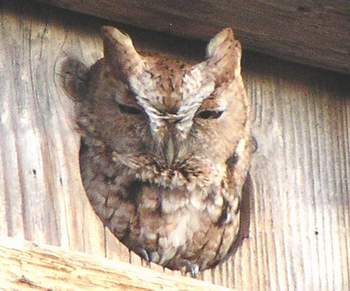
left=35, top=0, right=350, bottom=74
left=0, top=1, right=349, bottom=289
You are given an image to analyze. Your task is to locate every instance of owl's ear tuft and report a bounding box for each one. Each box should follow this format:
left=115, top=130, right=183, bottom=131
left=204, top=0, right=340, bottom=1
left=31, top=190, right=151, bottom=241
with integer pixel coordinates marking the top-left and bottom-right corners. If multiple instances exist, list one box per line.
left=205, top=27, right=242, bottom=81
left=101, top=26, right=145, bottom=81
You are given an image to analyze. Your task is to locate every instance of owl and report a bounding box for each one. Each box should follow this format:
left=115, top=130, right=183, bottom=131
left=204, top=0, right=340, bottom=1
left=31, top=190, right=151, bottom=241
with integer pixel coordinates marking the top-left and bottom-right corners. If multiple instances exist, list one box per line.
left=73, top=26, right=253, bottom=276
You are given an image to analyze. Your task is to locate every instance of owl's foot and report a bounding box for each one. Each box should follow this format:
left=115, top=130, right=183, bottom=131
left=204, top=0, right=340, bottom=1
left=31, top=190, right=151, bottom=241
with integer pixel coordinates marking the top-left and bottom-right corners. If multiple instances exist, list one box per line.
left=217, top=209, right=233, bottom=226
left=135, top=247, right=161, bottom=265
left=187, top=262, right=200, bottom=278
left=178, top=260, right=200, bottom=278
left=135, top=247, right=151, bottom=265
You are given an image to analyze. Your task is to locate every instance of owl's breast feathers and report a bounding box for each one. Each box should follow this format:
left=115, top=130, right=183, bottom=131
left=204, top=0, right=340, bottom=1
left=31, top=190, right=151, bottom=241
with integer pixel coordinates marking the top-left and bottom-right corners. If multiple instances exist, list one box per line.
left=80, top=129, right=252, bottom=272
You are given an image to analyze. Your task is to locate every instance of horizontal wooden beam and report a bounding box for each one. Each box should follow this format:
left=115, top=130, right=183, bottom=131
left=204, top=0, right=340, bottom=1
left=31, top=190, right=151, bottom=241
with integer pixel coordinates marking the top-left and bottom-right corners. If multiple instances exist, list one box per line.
left=0, top=237, right=231, bottom=290
left=36, top=0, right=350, bottom=74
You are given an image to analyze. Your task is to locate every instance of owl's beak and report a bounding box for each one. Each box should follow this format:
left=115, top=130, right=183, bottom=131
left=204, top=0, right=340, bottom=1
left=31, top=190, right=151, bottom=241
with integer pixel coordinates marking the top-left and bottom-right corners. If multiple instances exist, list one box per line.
left=165, top=136, right=176, bottom=166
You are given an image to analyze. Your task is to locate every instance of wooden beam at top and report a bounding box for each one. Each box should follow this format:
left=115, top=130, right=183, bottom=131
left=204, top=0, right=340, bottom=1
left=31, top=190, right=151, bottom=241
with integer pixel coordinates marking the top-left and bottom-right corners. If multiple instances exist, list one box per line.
left=36, top=0, right=350, bottom=74
left=0, top=237, right=232, bottom=290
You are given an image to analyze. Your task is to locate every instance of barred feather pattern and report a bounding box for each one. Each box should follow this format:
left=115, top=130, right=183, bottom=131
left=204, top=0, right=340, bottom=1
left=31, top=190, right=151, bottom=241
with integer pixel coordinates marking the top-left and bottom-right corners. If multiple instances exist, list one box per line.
left=74, top=26, right=253, bottom=275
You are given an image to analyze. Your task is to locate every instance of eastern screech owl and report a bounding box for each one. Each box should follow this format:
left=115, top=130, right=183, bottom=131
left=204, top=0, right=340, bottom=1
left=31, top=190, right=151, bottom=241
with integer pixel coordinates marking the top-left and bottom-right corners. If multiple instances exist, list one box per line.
left=75, top=26, right=253, bottom=276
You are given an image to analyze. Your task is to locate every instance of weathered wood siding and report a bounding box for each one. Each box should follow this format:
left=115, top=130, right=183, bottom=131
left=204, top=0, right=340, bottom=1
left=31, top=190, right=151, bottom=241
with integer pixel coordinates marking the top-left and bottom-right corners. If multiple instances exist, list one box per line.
left=0, top=0, right=349, bottom=290
left=36, top=0, right=350, bottom=74
left=0, top=238, right=230, bottom=291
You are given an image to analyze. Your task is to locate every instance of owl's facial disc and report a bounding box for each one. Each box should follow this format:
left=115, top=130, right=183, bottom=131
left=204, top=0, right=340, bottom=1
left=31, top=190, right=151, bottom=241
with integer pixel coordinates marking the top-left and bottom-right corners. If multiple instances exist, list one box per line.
left=102, top=26, right=243, bottom=188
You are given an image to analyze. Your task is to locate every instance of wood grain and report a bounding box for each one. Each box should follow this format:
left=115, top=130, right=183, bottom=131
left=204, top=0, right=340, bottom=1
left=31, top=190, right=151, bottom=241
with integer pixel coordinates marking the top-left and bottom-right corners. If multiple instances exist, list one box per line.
left=35, top=0, right=350, bottom=74
left=0, top=0, right=349, bottom=290
left=0, top=237, right=231, bottom=290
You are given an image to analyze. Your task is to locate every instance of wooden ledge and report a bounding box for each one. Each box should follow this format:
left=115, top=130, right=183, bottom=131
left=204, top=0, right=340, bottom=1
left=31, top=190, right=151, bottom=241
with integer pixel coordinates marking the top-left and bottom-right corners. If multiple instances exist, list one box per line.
left=0, top=237, right=232, bottom=290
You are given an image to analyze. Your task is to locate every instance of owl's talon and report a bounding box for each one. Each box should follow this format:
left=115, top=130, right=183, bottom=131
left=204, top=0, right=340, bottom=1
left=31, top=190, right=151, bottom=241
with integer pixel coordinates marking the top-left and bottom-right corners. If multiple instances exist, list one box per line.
left=149, top=251, right=160, bottom=263
left=217, top=210, right=233, bottom=226
left=187, top=262, right=199, bottom=278
left=179, top=260, right=199, bottom=277
left=136, top=247, right=151, bottom=263
left=222, top=212, right=233, bottom=225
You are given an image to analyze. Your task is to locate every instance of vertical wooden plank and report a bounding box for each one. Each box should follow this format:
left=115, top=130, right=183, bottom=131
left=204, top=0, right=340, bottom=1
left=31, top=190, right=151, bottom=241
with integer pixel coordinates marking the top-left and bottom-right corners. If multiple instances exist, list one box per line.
left=198, top=56, right=350, bottom=290
left=0, top=0, right=107, bottom=255
left=105, top=228, right=130, bottom=263
left=239, top=57, right=349, bottom=290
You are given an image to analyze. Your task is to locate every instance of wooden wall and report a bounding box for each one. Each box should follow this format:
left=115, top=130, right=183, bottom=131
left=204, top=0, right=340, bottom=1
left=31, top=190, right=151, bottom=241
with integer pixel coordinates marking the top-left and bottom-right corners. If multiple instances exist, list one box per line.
left=0, top=0, right=349, bottom=290
left=37, top=0, right=350, bottom=74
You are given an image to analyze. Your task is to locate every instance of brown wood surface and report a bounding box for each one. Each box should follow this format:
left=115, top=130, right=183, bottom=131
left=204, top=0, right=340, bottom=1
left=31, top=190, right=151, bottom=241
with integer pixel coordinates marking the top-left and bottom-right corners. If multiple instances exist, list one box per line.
left=35, top=0, right=350, bottom=74
left=0, top=0, right=349, bottom=290
left=0, top=237, right=231, bottom=290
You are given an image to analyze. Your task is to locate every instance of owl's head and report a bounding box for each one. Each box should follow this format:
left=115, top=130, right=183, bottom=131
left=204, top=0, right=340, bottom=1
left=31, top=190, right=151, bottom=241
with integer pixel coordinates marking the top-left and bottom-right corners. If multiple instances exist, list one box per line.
left=84, top=26, right=249, bottom=191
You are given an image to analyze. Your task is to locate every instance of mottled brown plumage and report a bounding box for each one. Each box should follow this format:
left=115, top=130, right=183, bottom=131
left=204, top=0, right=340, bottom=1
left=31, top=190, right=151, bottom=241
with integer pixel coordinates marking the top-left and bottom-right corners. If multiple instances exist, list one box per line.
left=72, top=26, right=253, bottom=275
